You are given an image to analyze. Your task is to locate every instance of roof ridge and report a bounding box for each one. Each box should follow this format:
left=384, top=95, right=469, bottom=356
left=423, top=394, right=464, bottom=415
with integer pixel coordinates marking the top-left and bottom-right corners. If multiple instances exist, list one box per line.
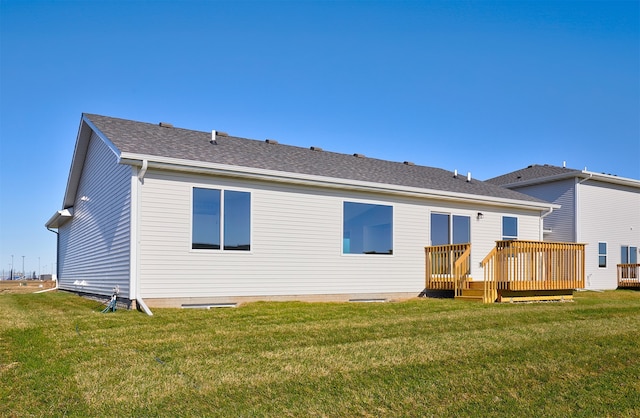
left=81, top=113, right=552, bottom=205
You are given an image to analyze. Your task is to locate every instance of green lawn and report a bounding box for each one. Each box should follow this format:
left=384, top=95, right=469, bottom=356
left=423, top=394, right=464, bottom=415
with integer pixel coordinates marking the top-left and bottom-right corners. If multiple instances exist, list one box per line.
left=1, top=290, right=639, bottom=417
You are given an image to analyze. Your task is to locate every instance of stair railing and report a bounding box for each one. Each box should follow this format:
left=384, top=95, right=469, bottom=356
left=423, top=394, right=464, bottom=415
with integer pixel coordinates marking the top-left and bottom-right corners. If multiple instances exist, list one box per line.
left=481, top=246, right=499, bottom=303
left=453, top=244, right=471, bottom=298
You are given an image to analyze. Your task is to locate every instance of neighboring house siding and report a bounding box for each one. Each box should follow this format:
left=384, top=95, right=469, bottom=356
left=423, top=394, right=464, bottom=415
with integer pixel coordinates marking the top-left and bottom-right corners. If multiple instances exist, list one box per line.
left=58, top=132, right=131, bottom=297
left=511, top=179, right=576, bottom=242
left=137, top=170, right=544, bottom=300
left=578, top=180, right=640, bottom=290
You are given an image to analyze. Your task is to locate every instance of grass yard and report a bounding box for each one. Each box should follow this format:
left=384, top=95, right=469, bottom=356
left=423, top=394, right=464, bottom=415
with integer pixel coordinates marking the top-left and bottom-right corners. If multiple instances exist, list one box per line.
left=1, top=290, right=639, bottom=417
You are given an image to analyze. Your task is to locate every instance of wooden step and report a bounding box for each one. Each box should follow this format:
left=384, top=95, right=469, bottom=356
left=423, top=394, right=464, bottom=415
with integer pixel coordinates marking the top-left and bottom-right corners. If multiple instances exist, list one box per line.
left=467, top=281, right=485, bottom=290
left=455, top=295, right=484, bottom=302
left=461, top=289, right=484, bottom=297
left=456, top=285, right=498, bottom=303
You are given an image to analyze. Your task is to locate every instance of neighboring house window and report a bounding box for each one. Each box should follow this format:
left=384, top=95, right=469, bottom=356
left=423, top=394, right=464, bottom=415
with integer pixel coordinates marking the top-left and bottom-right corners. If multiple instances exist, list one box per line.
left=502, top=216, right=518, bottom=240
left=192, top=188, right=251, bottom=250
left=598, top=242, right=607, bottom=268
left=343, top=202, right=393, bottom=255
left=621, top=246, right=638, bottom=264
left=430, top=213, right=470, bottom=245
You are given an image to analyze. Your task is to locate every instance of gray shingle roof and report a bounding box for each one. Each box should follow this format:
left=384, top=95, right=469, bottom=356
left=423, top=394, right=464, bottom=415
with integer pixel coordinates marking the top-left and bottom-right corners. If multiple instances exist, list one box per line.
left=84, top=113, right=548, bottom=204
left=486, top=164, right=582, bottom=186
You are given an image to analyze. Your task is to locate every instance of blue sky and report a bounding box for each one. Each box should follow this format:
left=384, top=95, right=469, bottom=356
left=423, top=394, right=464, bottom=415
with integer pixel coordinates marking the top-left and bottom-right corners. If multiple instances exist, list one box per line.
left=0, top=0, right=638, bottom=277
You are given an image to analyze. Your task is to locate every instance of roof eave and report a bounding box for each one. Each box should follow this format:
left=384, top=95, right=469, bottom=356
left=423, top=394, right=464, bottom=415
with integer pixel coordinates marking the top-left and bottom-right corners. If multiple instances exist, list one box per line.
left=119, top=153, right=556, bottom=211
left=500, top=170, right=640, bottom=189
left=582, top=170, right=640, bottom=188
left=45, top=208, right=74, bottom=229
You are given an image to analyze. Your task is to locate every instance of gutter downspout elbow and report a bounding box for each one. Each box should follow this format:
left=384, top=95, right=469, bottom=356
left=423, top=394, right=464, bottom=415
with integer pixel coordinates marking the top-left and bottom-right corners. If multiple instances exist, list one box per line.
left=137, top=159, right=148, bottom=182
left=137, top=297, right=153, bottom=316
left=539, top=207, right=554, bottom=241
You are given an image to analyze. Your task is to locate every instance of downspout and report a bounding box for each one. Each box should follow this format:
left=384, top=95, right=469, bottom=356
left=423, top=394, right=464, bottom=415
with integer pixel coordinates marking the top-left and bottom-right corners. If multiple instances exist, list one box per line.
left=575, top=173, right=593, bottom=242
left=137, top=297, right=153, bottom=316
left=137, top=159, right=148, bottom=182
left=45, top=227, right=60, bottom=291
left=539, top=207, right=554, bottom=241
left=575, top=173, right=593, bottom=288
left=134, top=160, right=153, bottom=316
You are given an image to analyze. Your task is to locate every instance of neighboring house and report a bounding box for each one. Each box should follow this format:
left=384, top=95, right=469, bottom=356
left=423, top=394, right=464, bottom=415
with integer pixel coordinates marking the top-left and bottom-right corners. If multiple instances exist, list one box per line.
left=47, top=114, right=557, bottom=311
left=487, top=164, right=640, bottom=290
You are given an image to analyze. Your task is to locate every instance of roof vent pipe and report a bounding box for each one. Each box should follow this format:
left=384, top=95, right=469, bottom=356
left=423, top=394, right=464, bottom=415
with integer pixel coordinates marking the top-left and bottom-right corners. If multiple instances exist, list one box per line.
left=563, top=161, right=566, bottom=168
left=210, top=130, right=217, bottom=145
left=454, top=169, right=458, bottom=178
left=467, top=172, right=471, bottom=182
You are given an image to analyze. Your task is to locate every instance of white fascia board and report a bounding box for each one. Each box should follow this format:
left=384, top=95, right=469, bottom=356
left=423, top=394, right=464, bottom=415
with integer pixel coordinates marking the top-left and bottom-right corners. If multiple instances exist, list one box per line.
left=119, top=153, right=557, bottom=212
left=581, top=171, right=640, bottom=189
left=498, top=172, right=582, bottom=188
left=62, top=115, right=122, bottom=209
left=45, top=208, right=74, bottom=229
left=81, top=115, right=121, bottom=158
left=502, top=171, right=640, bottom=189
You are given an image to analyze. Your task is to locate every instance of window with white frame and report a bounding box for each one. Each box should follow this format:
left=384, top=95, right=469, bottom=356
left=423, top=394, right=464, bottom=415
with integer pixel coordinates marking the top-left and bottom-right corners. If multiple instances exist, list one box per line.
left=343, top=202, right=393, bottom=255
left=192, top=187, right=251, bottom=250
left=598, top=242, right=607, bottom=268
left=502, top=216, right=518, bottom=240
left=430, top=213, right=470, bottom=245
left=621, top=245, right=638, bottom=264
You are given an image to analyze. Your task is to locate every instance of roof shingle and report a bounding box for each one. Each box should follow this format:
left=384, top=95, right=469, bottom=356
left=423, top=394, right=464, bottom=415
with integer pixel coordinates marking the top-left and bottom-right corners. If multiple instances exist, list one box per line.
left=485, top=164, right=582, bottom=186
left=84, top=113, right=548, bottom=204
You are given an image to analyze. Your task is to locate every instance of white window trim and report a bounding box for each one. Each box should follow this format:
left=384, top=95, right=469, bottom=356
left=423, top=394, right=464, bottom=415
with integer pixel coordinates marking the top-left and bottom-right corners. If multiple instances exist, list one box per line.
left=502, top=216, right=518, bottom=241
left=429, top=211, right=472, bottom=246
left=597, top=241, right=607, bottom=269
left=190, top=186, right=253, bottom=254
left=341, top=199, right=395, bottom=257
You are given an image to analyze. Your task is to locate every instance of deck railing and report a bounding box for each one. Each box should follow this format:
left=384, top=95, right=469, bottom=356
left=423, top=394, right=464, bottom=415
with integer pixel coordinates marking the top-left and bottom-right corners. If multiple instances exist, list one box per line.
left=425, top=243, right=471, bottom=291
left=617, top=264, right=640, bottom=288
left=482, top=240, right=585, bottom=293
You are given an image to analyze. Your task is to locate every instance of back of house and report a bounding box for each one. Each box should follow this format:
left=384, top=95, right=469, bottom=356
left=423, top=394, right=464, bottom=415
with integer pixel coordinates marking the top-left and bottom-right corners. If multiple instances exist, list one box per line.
left=47, top=114, right=559, bottom=309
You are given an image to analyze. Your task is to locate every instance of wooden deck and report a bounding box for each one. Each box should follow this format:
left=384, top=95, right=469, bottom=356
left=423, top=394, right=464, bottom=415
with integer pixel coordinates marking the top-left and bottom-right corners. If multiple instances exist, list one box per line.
left=425, top=241, right=586, bottom=303
left=618, top=264, right=640, bottom=288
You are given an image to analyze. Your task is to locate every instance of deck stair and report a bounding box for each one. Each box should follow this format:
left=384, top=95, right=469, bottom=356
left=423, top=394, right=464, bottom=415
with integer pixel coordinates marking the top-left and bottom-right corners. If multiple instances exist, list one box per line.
left=456, top=281, right=496, bottom=303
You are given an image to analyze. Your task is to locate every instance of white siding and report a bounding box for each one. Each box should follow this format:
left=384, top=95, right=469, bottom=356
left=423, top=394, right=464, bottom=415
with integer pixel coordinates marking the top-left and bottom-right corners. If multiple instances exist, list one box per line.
left=578, top=180, right=640, bottom=289
left=137, top=170, right=544, bottom=300
left=512, top=179, right=576, bottom=242
left=58, top=132, right=132, bottom=297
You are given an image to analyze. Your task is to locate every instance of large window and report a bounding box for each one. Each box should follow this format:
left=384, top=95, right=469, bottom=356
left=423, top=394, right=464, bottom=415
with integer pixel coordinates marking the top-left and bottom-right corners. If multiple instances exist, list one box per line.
left=343, top=202, right=393, bottom=255
left=621, top=246, right=638, bottom=264
left=192, top=188, right=250, bottom=250
left=598, top=242, right=607, bottom=268
left=430, top=213, right=470, bottom=245
left=502, top=216, right=518, bottom=240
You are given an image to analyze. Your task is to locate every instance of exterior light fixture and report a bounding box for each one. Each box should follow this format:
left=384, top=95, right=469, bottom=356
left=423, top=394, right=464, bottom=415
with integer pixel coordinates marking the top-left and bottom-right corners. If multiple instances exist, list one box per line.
left=477, top=212, right=484, bottom=220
